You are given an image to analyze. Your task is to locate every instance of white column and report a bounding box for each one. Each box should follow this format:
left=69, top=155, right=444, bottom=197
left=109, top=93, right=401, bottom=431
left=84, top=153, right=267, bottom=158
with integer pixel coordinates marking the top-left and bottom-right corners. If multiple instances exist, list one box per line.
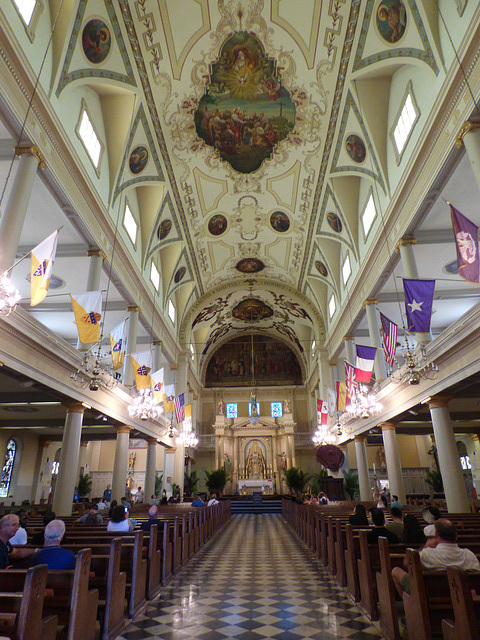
left=380, top=422, right=406, bottom=503
left=343, top=335, right=356, bottom=365
left=112, top=425, right=131, bottom=503
left=355, top=435, right=370, bottom=501
left=428, top=397, right=469, bottom=512
left=457, top=121, right=480, bottom=193
left=471, top=435, right=480, bottom=497
left=152, top=340, right=163, bottom=371
left=53, top=402, right=84, bottom=517
left=173, top=352, right=189, bottom=498
left=76, top=441, right=88, bottom=480
left=0, top=147, right=44, bottom=274
left=123, top=306, right=140, bottom=386
left=363, top=299, right=387, bottom=381
left=77, top=249, right=104, bottom=351
left=145, top=438, right=157, bottom=501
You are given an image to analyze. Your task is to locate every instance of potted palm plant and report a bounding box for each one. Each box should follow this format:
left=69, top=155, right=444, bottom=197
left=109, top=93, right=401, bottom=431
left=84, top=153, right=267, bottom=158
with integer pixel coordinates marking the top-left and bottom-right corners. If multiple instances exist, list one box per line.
left=283, top=467, right=311, bottom=496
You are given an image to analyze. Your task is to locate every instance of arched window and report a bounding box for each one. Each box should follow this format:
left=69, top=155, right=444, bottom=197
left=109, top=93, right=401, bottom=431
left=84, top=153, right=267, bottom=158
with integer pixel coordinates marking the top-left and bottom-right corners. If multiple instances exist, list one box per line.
left=0, top=439, right=17, bottom=498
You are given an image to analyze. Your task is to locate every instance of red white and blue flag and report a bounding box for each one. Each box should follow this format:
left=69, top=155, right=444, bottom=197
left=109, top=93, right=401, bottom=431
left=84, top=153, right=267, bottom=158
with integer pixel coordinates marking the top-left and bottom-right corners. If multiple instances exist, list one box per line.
left=450, top=204, right=479, bottom=283
left=355, top=345, right=376, bottom=383
left=379, top=312, right=398, bottom=367
left=344, top=361, right=357, bottom=408
left=175, top=393, right=185, bottom=424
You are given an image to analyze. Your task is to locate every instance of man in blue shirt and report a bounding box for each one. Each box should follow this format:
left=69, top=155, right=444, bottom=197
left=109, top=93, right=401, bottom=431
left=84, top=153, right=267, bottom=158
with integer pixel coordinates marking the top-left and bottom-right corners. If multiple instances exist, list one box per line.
left=191, top=495, right=205, bottom=507
left=31, top=519, right=75, bottom=570
left=103, top=484, right=112, bottom=503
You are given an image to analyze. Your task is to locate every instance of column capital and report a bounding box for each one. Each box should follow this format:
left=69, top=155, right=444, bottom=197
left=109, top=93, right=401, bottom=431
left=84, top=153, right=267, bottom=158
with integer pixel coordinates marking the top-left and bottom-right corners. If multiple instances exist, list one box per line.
left=471, top=434, right=480, bottom=443
left=362, top=298, right=378, bottom=309
left=152, top=340, right=163, bottom=346
left=354, top=434, right=367, bottom=443
left=15, top=144, right=46, bottom=169
left=395, top=237, right=417, bottom=253
left=169, top=364, right=178, bottom=370
left=38, top=440, right=50, bottom=448
left=146, top=438, right=158, bottom=445
left=127, top=305, right=141, bottom=314
left=62, top=401, right=85, bottom=414
left=79, top=441, right=88, bottom=447
left=343, top=335, right=354, bottom=342
left=329, top=360, right=337, bottom=367
left=427, top=396, right=452, bottom=410
left=379, top=421, right=397, bottom=431
left=115, top=425, right=132, bottom=435
left=87, top=248, right=107, bottom=262
left=455, top=120, right=480, bottom=148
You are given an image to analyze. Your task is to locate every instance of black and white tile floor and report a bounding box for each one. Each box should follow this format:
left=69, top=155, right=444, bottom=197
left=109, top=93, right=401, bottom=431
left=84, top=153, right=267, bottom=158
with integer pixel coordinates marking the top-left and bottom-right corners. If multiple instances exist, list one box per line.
left=117, top=514, right=383, bottom=640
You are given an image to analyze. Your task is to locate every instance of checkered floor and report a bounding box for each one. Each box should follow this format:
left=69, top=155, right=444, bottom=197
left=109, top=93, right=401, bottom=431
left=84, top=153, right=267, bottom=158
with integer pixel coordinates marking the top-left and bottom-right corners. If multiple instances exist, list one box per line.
left=117, top=514, right=383, bottom=640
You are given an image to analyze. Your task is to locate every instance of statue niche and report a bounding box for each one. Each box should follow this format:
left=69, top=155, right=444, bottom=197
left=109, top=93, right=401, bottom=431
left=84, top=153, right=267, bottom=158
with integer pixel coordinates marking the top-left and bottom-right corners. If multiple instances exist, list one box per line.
left=245, top=440, right=267, bottom=480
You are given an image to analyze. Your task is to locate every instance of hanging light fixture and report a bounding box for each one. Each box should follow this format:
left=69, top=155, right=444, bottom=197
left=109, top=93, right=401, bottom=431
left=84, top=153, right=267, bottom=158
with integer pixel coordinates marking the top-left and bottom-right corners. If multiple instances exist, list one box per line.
left=312, top=423, right=335, bottom=446
left=249, top=330, right=260, bottom=426
left=346, top=384, right=383, bottom=420
left=176, top=416, right=198, bottom=448
left=71, top=347, right=118, bottom=392
left=391, top=337, right=438, bottom=385
left=0, top=273, right=21, bottom=316
left=128, top=387, right=163, bottom=421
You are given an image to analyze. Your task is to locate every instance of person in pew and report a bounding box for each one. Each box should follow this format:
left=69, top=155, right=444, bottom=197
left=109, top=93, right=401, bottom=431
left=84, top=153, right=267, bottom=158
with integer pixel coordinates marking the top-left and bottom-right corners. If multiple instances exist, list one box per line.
left=135, top=487, right=145, bottom=503
left=140, top=506, right=164, bottom=532
left=31, top=511, right=56, bottom=546
left=422, top=506, right=442, bottom=537
left=0, top=514, right=37, bottom=568
left=107, top=505, right=134, bottom=532
left=74, top=503, right=103, bottom=524
left=207, top=494, right=219, bottom=506
left=191, top=495, right=205, bottom=507
left=349, top=504, right=369, bottom=526
left=366, top=508, right=400, bottom=544
left=401, top=514, right=426, bottom=544
left=385, top=506, right=404, bottom=538
left=96, top=498, right=107, bottom=510
left=390, top=495, right=402, bottom=509
left=120, top=497, right=131, bottom=510
left=150, top=494, right=160, bottom=506
left=30, top=519, right=75, bottom=570
left=392, top=518, right=480, bottom=597
left=9, top=510, right=28, bottom=545
left=108, top=500, right=118, bottom=519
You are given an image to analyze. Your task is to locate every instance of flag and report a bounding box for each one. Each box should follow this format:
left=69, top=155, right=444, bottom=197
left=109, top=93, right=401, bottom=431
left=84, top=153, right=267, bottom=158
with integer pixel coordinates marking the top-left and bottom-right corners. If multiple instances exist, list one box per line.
left=379, top=312, right=398, bottom=366
left=150, top=368, right=164, bottom=404
left=109, top=320, right=126, bottom=371
left=130, top=350, right=152, bottom=390
left=336, top=381, right=346, bottom=412
left=355, top=344, right=376, bottom=383
left=175, top=393, right=185, bottom=424
left=450, top=204, right=479, bottom=283
left=317, top=399, right=328, bottom=425
left=344, top=361, right=357, bottom=408
left=163, top=384, right=175, bottom=413
left=70, top=291, right=102, bottom=344
left=185, top=404, right=192, bottom=418
left=327, top=387, right=336, bottom=416
left=30, top=230, right=59, bottom=306
left=403, top=278, right=435, bottom=333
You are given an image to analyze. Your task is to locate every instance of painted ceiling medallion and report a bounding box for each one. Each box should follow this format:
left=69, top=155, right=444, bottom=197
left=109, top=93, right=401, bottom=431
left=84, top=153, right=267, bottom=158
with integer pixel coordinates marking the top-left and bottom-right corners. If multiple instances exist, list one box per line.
left=315, top=261, right=328, bottom=277
left=345, top=134, right=366, bottom=164
left=208, top=214, right=228, bottom=236
left=327, top=212, right=342, bottom=233
left=236, top=258, right=265, bottom=273
left=194, top=31, right=296, bottom=173
left=174, top=267, right=186, bottom=283
left=158, top=219, right=172, bottom=240
left=232, top=298, right=273, bottom=322
left=270, top=211, right=290, bottom=233
left=376, top=1, right=407, bottom=44
left=129, top=146, right=148, bottom=174
left=82, top=19, right=111, bottom=64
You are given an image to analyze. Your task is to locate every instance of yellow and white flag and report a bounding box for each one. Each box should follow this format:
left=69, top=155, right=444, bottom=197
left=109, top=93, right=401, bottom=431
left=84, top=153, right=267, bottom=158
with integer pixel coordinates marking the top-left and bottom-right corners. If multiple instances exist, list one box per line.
left=162, top=383, right=175, bottom=413
left=151, top=368, right=164, bottom=404
left=130, top=350, right=152, bottom=390
left=185, top=404, right=192, bottom=418
left=30, top=230, right=59, bottom=306
left=70, top=291, right=102, bottom=344
left=109, top=320, right=126, bottom=371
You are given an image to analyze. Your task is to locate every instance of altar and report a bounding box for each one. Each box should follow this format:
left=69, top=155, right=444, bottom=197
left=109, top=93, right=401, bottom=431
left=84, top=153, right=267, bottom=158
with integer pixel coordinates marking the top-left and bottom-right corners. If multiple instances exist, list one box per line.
left=238, top=479, right=274, bottom=495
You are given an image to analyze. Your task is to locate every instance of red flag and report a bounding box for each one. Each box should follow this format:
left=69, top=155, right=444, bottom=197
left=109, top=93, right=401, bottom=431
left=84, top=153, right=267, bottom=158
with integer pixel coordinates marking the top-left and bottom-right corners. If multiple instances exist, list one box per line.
left=355, top=345, right=376, bottom=383
left=344, top=361, right=357, bottom=408
left=317, top=400, right=328, bottom=425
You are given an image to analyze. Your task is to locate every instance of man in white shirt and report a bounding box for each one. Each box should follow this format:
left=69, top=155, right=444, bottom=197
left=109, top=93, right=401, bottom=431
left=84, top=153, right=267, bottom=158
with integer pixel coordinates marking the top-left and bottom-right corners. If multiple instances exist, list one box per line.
left=207, top=494, right=219, bottom=506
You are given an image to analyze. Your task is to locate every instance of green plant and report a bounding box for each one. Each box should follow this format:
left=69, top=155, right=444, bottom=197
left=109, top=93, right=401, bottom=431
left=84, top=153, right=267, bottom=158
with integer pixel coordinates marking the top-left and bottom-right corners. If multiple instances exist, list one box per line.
left=425, top=468, right=444, bottom=493
left=342, top=470, right=359, bottom=500
left=204, top=468, right=228, bottom=495
left=154, top=472, right=163, bottom=496
left=283, top=467, right=311, bottom=496
left=184, top=470, right=199, bottom=497
left=311, top=468, right=328, bottom=495
left=77, top=473, right=92, bottom=497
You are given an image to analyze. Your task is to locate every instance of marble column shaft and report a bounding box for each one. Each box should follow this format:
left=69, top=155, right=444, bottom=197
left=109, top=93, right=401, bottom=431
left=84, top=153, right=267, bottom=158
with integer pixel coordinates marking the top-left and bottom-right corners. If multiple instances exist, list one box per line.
left=380, top=422, right=406, bottom=503
left=145, top=438, right=158, bottom=501
left=112, top=426, right=131, bottom=503
left=355, top=435, right=370, bottom=501
left=53, top=403, right=84, bottom=517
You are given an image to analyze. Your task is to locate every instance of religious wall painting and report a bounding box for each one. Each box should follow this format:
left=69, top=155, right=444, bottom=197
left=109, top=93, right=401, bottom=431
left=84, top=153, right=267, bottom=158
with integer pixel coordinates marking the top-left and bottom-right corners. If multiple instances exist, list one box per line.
left=194, top=31, right=296, bottom=173
left=192, top=293, right=233, bottom=329
left=327, top=212, right=343, bottom=233
left=232, top=298, right=273, bottom=322
left=129, top=146, right=148, bottom=174
left=205, top=335, right=302, bottom=387
left=174, top=267, right=186, bottom=283
left=236, top=258, right=265, bottom=273
left=270, top=211, right=290, bottom=233
left=82, top=19, right=112, bottom=64
left=345, top=134, right=366, bottom=164
left=376, top=1, right=407, bottom=44
left=158, top=219, right=172, bottom=240
left=208, top=214, right=228, bottom=236
left=315, top=261, right=328, bottom=277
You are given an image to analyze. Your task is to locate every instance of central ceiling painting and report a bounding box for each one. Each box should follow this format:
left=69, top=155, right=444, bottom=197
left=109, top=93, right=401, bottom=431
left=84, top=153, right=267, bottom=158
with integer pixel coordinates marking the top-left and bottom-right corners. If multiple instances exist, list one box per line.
left=194, top=31, right=296, bottom=173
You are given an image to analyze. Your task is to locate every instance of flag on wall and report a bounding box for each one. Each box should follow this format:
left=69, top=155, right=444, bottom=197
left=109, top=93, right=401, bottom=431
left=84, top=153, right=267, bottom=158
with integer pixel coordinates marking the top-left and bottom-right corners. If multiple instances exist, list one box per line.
left=379, top=312, right=398, bottom=366
left=336, top=381, right=346, bottom=412
left=163, top=384, right=175, bottom=413
left=450, top=204, right=479, bottom=283
left=185, top=404, right=192, bottom=418
left=175, top=393, right=185, bottom=424
left=326, top=387, right=336, bottom=416
left=355, top=345, right=376, bottom=383
left=317, top=399, right=328, bottom=425
left=30, top=230, right=59, bottom=306
left=403, top=278, right=435, bottom=333
left=109, top=320, right=126, bottom=371
left=150, top=368, right=164, bottom=404
left=70, top=290, right=102, bottom=344
left=344, top=361, right=357, bottom=408
left=130, top=350, right=152, bottom=390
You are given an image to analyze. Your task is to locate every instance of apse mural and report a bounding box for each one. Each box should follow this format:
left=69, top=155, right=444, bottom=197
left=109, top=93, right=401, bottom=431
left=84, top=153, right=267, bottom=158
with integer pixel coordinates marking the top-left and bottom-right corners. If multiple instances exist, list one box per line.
left=158, top=219, right=172, bottom=240
left=205, top=335, right=302, bottom=387
left=129, top=146, right=148, bottom=174
left=376, top=1, right=407, bottom=44
left=82, top=19, right=111, bottom=64
left=232, top=298, right=273, bottom=322
left=236, top=258, right=265, bottom=273
left=194, top=31, right=296, bottom=173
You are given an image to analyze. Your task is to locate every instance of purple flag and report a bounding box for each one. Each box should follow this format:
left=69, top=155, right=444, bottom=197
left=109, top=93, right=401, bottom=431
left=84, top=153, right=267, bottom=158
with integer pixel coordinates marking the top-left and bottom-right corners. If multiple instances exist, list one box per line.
left=403, top=279, right=435, bottom=333
left=450, top=205, right=479, bottom=283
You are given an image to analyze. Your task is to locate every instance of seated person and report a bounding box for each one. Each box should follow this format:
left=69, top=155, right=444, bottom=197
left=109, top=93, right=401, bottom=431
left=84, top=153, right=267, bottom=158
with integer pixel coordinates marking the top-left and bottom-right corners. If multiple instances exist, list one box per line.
left=392, top=519, right=480, bottom=597
left=120, top=496, right=131, bottom=510
left=191, top=495, right=205, bottom=507
left=390, top=494, right=402, bottom=509
left=0, top=514, right=37, bottom=568
left=422, top=506, right=442, bottom=536
left=140, top=505, right=164, bottom=532
left=366, top=508, right=399, bottom=544
left=207, top=494, right=219, bottom=506
left=9, top=509, right=28, bottom=545
left=30, top=519, right=75, bottom=570
left=107, top=505, right=134, bottom=532
left=401, top=514, right=426, bottom=544
left=385, top=506, right=404, bottom=538
left=150, top=494, right=160, bottom=506
left=349, top=504, right=369, bottom=526
left=317, top=491, right=328, bottom=505
left=32, top=511, right=56, bottom=546
left=75, top=503, right=103, bottom=524
left=96, top=499, right=107, bottom=510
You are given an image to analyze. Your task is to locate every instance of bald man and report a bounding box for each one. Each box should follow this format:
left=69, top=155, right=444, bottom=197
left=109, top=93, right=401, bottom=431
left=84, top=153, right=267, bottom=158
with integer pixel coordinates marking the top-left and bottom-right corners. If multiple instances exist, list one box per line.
left=140, top=505, right=164, bottom=532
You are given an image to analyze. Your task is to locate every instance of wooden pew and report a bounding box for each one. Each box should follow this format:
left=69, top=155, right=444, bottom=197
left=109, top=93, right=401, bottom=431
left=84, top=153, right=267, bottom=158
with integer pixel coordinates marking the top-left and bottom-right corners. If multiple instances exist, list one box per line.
left=376, top=537, right=403, bottom=640
left=102, top=537, right=127, bottom=640
left=442, top=566, right=480, bottom=640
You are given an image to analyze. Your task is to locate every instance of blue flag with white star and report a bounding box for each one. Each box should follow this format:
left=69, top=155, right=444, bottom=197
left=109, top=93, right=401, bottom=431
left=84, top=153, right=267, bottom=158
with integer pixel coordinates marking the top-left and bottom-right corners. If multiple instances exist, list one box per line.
left=403, top=279, right=435, bottom=333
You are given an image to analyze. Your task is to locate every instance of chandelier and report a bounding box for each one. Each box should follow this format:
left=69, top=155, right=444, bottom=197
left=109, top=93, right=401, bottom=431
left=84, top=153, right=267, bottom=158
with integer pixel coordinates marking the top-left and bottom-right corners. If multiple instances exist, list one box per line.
left=71, top=350, right=118, bottom=392
left=346, top=384, right=383, bottom=420
left=312, top=423, right=336, bottom=446
left=128, top=388, right=163, bottom=421
left=0, top=273, right=21, bottom=316
left=391, top=338, right=438, bottom=385
left=176, top=416, right=198, bottom=448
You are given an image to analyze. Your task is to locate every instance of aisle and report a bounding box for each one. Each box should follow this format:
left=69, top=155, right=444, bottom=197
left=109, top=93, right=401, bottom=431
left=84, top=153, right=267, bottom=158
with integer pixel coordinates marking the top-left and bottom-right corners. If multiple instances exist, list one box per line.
left=118, top=514, right=383, bottom=640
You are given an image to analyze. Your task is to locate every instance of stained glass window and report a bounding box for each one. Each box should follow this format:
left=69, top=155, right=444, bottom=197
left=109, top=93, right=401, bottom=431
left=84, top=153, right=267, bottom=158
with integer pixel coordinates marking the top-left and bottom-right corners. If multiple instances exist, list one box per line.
left=226, top=403, right=237, bottom=418
left=0, top=439, right=16, bottom=498
left=271, top=402, right=282, bottom=417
